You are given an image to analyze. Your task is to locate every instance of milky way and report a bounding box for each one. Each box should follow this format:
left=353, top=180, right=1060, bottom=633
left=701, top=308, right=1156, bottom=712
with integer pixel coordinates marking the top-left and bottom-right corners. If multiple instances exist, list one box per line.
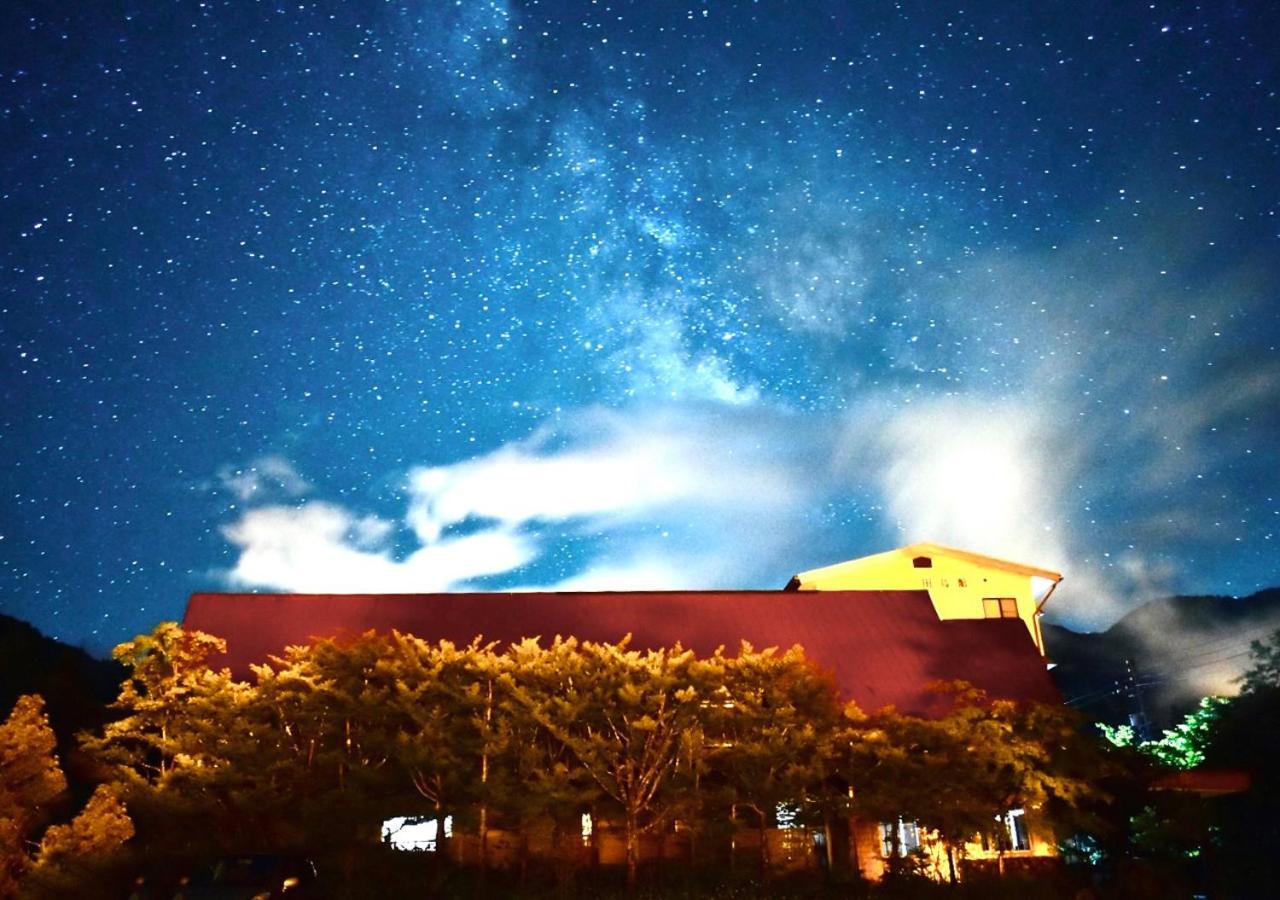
left=2, top=1, right=1278, bottom=650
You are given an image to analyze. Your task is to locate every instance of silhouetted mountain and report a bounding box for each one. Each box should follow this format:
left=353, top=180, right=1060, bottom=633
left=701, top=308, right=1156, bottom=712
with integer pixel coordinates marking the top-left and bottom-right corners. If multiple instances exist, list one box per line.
left=1045, top=588, right=1280, bottom=732
left=0, top=613, right=124, bottom=760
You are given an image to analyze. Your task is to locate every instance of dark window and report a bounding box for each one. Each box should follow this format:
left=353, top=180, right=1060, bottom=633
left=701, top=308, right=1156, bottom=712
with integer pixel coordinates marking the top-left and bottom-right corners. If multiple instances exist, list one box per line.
left=912, top=556, right=932, bottom=568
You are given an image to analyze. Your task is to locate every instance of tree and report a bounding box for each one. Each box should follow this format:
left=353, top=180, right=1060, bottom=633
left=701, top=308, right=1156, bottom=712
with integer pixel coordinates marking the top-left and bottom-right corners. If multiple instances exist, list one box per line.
left=504, top=637, right=704, bottom=889
left=388, top=635, right=508, bottom=867
left=1, top=695, right=67, bottom=895
left=1100, top=696, right=1231, bottom=770
left=1197, top=629, right=1280, bottom=894
left=846, top=684, right=1100, bottom=883
left=497, top=638, right=601, bottom=883
left=81, top=623, right=261, bottom=865
left=1237, top=627, right=1280, bottom=696
left=250, top=632, right=407, bottom=867
left=83, top=623, right=238, bottom=784
left=709, top=644, right=844, bottom=876
left=26, top=784, right=134, bottom=896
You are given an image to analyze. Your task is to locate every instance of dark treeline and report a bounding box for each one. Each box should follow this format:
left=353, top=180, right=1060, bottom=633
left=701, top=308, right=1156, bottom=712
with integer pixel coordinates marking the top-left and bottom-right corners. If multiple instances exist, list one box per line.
left=5, top=623, right=1280, bottom=898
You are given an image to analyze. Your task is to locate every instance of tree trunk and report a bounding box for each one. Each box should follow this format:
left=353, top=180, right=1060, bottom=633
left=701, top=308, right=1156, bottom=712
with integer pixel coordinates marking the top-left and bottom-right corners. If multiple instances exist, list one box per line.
left=478, top=801, right=489, bottom=892
left=849, top=818, right=863, bottom=881
left=518, top=830, right=529, bottom=888
left=947, top=844, right=957, bottom=885
left=625, top=809, right=640, bottom=891
left=479, top=677, right=493, bottom=877
left=758, top=810, right=769, bottom=882
left=888, top=822, right=901, bottom=876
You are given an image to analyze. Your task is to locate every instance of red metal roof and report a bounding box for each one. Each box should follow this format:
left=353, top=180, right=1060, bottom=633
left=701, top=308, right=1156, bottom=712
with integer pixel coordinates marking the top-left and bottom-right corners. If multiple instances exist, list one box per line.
left=1151, top=769, right=1252, bottom=796
left=183, top=590, right=1060, bottom=717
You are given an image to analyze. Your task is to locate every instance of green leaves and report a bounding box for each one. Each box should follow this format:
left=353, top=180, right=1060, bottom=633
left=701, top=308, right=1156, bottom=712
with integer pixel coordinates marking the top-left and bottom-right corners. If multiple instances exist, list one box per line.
left=1099, top=696, right=1231, bottom=770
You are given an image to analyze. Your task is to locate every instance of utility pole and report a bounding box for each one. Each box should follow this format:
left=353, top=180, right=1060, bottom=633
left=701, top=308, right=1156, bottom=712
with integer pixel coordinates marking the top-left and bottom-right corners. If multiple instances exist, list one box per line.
left=1125, top=658, right=1151, bottom=741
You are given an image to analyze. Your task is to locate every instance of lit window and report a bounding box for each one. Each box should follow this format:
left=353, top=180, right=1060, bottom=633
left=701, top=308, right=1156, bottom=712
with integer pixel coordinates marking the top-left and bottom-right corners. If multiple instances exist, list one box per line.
left=775, top=803, right=800, bottom=830
left=991, top=809, right=1030, bottom=851
left=581, top=813, right=593, bottom=844
left=879, top=819, right=921, bottom=856
left=382, top=816, right=453, bottom=852
left=983, top=598, right=1019, bottom=619
left=1005, top=809, right=1030, bottom=850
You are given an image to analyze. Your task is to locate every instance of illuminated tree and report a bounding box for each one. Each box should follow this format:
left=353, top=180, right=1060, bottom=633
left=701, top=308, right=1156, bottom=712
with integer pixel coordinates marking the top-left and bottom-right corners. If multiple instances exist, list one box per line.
left=498, top=639, right=602, bottom=881
left=1, top=695, right=67, bottom=895
left=504, top=637, right=704, bottom=888
left=708, top=644, right=844, bottom=875
left=388, top=635, right=509, bottom=865
left=83, top=623, right=239, bottom=784
left=81, top=623, right=263, bottom=866
left=27, top=784, right=134, bottom=895
left=846, top=684, right=1099, bottom=882
left=1100, top=696, right=1231, bottom=770
left=250, top=632, right=406, bottom=861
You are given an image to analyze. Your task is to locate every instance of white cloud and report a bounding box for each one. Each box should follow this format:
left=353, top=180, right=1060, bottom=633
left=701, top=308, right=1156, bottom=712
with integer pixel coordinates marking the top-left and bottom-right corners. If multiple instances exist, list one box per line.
left=221, top=502, right=534, bottom=593
left=216, top=399, right=1111, bottom=619
left=873, top=398, right=1067, bottom=570
left=405, top=406, right=791, bottom=542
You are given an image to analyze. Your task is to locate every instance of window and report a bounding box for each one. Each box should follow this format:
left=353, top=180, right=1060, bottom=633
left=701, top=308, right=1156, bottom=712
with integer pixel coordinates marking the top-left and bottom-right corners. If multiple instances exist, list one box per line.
left=983, top=597, right=1019, bottom=619
left=999, top=809, right=1030, bottom=851
left=912, top=556, right=933, bottom=568
left=382, top=816, right=452, bottom=852
left=879, top=819, right=921, bottom=857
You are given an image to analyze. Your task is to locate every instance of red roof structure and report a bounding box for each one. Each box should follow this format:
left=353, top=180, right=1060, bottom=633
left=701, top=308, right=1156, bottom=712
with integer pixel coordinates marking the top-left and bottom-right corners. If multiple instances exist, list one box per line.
left=183, top=590, right=1059, bottom=717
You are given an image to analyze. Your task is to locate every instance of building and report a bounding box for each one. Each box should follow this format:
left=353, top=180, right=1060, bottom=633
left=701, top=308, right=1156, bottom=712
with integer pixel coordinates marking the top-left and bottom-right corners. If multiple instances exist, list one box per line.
left=182, top=545, right=1064, bottom=880
left=788, top=542, right=1062, bottom=656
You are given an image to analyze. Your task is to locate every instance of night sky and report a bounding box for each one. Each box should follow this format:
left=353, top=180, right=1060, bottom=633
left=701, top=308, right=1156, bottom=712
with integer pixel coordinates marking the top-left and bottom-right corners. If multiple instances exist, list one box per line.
left=2, top=0, right=1278, bottom=653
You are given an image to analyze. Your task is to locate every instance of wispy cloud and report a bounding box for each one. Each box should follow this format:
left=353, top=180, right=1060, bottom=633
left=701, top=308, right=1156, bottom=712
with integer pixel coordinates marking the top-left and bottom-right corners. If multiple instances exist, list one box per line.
left=216, top=455, right=311, bottom=502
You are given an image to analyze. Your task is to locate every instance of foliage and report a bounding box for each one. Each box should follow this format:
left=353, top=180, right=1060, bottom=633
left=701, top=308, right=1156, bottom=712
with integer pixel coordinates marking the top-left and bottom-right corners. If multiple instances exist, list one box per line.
left=79, top=623, right=1129, bottom=892
left=1237, top=626, right=1280, bottom=695
left=1098, top=696, right=1231, bottom=770
left=24, top=784, right=135, bottom=897
left=1, top=695, right=68, bottom=895
left=2, top=695, right=138, bottom=898
left=708, top=644, right=846, bottom=872
left=503, top=636, right=706, bottom=887
left=844, top=685, right=1103, bottom=882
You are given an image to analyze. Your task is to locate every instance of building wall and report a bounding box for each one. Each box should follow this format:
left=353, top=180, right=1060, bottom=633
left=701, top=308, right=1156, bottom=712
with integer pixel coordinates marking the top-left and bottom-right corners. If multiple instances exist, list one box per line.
left=793, top=548, right=1053, bottom=655
left=849, top=809, right=1058, bottom=884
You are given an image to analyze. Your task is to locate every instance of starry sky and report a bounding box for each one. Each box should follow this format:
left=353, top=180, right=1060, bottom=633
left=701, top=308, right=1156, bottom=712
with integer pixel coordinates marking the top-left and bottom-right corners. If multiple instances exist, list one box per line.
left=2, top=0, right=1278, bottom=653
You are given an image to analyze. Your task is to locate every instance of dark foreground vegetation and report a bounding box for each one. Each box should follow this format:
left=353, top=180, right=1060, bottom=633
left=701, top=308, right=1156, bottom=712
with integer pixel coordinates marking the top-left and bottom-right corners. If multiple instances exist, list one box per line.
left=3, top=623, right=1280, bottom=898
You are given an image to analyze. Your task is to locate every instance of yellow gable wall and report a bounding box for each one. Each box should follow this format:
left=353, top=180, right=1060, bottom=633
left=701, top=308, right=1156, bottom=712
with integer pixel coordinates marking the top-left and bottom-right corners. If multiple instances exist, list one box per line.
left=793, top=547, right=1052, bottom=655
